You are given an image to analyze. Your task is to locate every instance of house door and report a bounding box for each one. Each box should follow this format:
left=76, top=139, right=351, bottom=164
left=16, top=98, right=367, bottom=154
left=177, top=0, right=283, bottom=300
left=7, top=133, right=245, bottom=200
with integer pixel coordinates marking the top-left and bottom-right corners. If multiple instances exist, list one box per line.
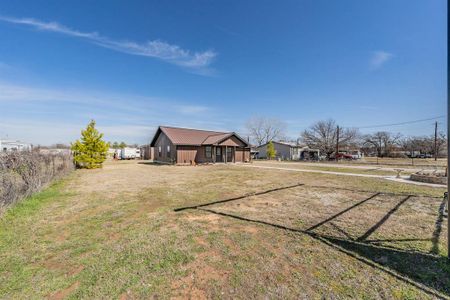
left=216, top=147, right=222, bottom=162
left=226, top=147, right=233, bottom=162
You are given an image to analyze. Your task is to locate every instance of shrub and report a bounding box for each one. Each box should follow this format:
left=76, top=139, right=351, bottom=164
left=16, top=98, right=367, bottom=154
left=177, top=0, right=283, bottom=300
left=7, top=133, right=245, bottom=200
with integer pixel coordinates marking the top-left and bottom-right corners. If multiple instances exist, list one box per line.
left=0, top=151, right=74, bottom=211
left=267, top=141, right=277, bottom=160
left=71, top=120, right=109, bottom=169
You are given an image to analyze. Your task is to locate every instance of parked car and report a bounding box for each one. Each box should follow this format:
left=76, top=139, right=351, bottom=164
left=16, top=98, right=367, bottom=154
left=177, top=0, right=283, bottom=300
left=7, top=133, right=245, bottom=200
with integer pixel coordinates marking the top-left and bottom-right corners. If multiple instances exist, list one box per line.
left=335, top=153, right=354, bottom=160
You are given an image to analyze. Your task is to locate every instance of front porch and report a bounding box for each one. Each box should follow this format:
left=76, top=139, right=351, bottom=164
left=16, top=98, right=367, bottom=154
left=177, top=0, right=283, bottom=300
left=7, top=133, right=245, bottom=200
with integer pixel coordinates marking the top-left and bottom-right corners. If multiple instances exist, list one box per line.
left=211, top=145, right=236, bottom=163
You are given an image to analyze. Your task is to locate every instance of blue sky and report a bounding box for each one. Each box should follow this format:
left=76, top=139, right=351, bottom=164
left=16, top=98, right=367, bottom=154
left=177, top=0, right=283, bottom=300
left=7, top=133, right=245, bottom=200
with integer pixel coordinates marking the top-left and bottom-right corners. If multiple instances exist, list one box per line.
left=0, top=0, right=447, bottom=145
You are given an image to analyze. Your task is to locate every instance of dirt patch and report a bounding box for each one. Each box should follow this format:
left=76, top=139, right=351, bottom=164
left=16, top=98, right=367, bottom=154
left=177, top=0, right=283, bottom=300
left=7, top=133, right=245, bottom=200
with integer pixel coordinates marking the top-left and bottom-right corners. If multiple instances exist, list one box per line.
left=48, top=281, right=80, bottom=300
left=67, top=265, right=84, bottom=276
left=172, top=261, right=229, bottom=299
left=194, top=236, right=208, bottom=247
left=41, top=255, right=66, bottom=271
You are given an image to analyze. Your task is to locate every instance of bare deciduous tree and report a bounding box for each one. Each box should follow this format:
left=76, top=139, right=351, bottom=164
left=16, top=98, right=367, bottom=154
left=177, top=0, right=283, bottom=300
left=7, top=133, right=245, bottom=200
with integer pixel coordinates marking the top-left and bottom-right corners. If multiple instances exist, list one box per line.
left=301, top=119, right=358, bottom=159
left=434, top=132, right=447, bottom=157
left=246, top=117, right=286, bottom=146
left=363, top=131, right=401, bottom=157
left=400, top=132, right=446, bottom=157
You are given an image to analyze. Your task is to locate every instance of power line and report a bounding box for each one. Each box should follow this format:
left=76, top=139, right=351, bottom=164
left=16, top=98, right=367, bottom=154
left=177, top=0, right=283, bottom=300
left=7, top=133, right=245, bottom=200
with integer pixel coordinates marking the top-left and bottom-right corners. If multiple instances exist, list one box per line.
left=347, top=115, right=445, bottom=129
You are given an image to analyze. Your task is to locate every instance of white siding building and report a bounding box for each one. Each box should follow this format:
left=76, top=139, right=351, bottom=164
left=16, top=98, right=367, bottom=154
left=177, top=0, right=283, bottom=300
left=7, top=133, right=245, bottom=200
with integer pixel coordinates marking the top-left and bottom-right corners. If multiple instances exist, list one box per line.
left=256, top=141, right=320, bottom=161
left=0, top=140, right=32, bottom=152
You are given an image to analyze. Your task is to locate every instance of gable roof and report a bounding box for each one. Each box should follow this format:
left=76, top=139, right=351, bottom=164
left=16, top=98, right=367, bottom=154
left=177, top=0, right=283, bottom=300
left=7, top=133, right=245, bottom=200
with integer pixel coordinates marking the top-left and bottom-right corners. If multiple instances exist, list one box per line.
left=201, top=132, right=233, bottom=145
left=256, top=141, right=296, bottom=148
left=150, top=126, right=250, bottom=147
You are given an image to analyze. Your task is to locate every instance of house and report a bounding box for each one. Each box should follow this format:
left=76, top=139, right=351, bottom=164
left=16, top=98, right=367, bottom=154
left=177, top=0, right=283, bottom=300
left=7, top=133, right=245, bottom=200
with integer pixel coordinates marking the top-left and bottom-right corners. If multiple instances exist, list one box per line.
left=250, top=146, right=259, bottom=159
left=0, top=140, right=32, bottom=152
left=150, top=126, right=251, bottom=164
left=256, top=141, right=320, bottom=160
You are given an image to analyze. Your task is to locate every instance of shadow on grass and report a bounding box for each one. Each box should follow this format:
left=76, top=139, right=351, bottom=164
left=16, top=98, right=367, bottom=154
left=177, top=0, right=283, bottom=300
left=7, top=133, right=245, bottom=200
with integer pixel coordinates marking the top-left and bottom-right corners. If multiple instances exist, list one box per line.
left=357, top=195, right=412, bottom=241
left=431, top=197, right=447, bottom=255
left=187, top=188, right=450, bottom=298
left=320, top=235, right=450, bottom=297
left=137, top=162, right=169, bottom=166
left=197, top=207, right=450, bottom=298
left=174, top=183, right=304, bottom=212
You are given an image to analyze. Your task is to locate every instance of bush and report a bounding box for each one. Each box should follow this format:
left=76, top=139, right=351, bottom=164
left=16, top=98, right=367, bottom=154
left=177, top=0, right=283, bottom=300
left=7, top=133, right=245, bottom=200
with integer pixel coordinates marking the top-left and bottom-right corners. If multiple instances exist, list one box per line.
left=0, top=151, right=74, bottom=211
left=71, top=120, right=109, bottom=169
left=267, top=141, right=277, bottom=160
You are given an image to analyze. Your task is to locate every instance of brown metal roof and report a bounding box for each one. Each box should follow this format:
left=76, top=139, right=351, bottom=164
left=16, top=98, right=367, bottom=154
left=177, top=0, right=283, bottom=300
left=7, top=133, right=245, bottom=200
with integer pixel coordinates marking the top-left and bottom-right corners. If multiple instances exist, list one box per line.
left=150, top=126, right=250, bottom=147
left=201, top=133, right=232, bottom=145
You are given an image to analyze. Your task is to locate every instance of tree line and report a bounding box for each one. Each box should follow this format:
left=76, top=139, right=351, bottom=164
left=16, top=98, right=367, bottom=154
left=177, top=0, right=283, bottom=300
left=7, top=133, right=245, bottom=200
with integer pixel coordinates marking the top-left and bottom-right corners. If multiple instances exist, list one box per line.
left=246, top=117, right=447, bottom=159
left=110, top=141, right=138, bottom=149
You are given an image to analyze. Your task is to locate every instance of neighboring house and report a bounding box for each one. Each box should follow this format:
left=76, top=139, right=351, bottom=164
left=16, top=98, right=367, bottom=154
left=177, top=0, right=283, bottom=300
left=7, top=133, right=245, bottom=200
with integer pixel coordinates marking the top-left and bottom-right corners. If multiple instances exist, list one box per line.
left=339, top=149, right=364, bottom=159
left=256, top=141, right=320, bottom=160
left=150, top=126, right=251, bottom=164
left=250, top=146, right=259, bottom=159
left=0, top=140, right=32, bottom=152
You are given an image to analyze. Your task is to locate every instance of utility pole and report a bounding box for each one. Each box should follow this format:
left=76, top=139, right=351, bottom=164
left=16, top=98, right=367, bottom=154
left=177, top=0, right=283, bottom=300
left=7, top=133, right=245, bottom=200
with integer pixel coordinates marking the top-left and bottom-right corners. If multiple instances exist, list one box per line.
left=447, top=1, right=450, bottom=260
left=434, top=121, right=438, bottom=161
left=336, top=125, right=340, bottom=163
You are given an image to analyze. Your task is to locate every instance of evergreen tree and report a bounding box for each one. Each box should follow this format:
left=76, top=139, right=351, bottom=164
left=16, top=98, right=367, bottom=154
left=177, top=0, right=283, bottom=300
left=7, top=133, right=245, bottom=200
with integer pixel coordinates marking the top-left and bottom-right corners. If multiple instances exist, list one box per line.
left=266, top=141, right=277, bottom=160
left=71, top=120, right=109, bottom=169
left=112, top=141, right=119, bottom=149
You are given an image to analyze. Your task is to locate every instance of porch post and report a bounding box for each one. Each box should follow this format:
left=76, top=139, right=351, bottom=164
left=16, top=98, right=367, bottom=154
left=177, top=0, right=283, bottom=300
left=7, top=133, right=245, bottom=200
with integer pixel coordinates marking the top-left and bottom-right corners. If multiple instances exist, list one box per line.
left=213, top=146, right=216, bottom=163
left=225, top=146, right=227, bottom=163
left=234, top=146, right=236, bottom=163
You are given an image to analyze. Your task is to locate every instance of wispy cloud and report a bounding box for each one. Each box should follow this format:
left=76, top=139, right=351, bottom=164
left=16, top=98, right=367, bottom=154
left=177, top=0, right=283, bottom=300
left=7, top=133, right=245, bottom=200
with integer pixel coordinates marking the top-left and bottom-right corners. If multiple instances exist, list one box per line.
left=175, top=105, right=209, bottom=115
left=0, top=80, right=234, bottom=144
left=369, top=51, right=393, bottom=70
left=0, top=119, right=156, bottom=144
left=0, top=16, right=217, bottom=74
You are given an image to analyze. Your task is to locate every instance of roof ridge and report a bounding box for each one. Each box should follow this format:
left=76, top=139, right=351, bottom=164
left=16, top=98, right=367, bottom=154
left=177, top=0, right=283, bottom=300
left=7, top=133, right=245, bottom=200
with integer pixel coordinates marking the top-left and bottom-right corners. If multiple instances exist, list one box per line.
left=207, top=132, right=231, bottom=137
left=159, top=125, right=228, bottom=134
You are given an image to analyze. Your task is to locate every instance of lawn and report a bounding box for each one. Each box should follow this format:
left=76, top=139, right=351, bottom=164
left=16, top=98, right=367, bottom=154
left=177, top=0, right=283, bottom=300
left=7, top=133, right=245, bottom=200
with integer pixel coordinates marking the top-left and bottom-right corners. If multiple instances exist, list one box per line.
left=0, top=160, right=448, bottom=299
left=340, top=157, right=446, bottom=169
left=251, top=160, right=415, bottom=176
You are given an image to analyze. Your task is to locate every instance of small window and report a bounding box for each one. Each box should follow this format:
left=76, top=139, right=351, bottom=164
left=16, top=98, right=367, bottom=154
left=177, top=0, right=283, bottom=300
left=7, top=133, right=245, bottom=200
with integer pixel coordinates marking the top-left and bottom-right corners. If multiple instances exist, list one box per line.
left=167, top=145, right=171, bottom=158
left=205, top=146, right=212, bottom=158
left=158, top=146, right=162, bottom=156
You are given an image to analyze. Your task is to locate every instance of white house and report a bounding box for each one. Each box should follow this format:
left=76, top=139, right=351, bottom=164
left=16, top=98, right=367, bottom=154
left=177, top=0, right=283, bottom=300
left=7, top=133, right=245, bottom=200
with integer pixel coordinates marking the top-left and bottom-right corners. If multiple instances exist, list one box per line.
left=256, top=141, right=320, bottom=160
left=0, top=140, right=32, bottom=152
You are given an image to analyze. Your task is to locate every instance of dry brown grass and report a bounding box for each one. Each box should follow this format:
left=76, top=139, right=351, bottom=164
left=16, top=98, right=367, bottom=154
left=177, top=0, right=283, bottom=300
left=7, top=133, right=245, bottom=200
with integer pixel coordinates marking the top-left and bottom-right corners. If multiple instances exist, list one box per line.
left=0, top=160, right=448, bottom=299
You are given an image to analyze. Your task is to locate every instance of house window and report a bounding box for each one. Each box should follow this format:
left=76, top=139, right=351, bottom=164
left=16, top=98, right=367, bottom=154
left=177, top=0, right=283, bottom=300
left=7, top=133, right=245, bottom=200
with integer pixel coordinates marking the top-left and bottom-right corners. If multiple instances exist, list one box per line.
left=167, top=145, right=171, bottom=158
left=158, top=146, right=162, bottom=156
left=205, top=146, right=212, bottom=158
